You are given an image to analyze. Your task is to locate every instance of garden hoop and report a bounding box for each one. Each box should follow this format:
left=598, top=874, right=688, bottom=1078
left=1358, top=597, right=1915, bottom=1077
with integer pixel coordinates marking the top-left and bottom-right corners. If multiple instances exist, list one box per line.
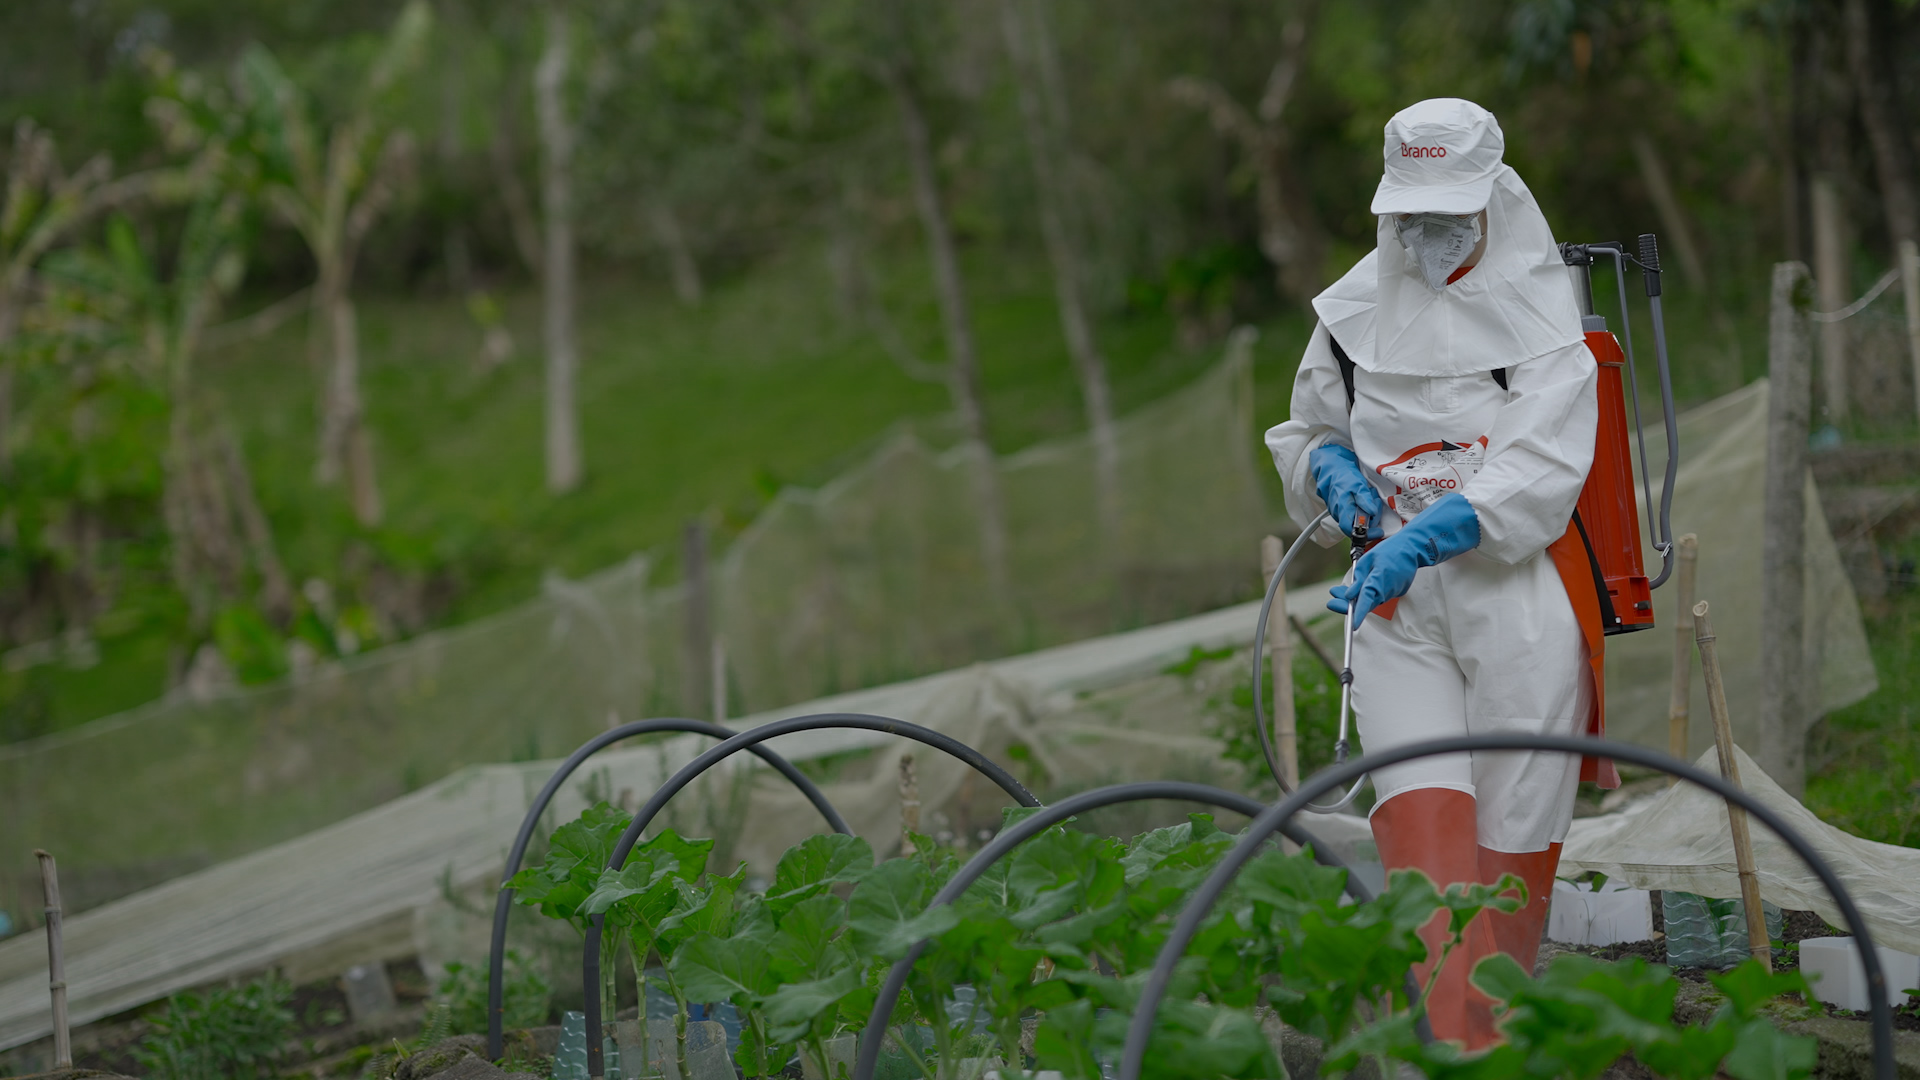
left=486, top=718, right=849, bottom=1060
left=850, top=780, right=1435, bottom=1080
left=1122, top=734, right=1899, bottom=1080
left=580, top=713, right=1040, bottom=1079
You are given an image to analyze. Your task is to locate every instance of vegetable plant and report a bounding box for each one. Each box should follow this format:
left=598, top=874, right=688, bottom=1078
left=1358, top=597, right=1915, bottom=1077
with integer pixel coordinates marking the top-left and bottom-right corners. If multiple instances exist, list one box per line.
left=512, top=803, right=1817, bottom=1080
left=131, top=974, right=294, bottom=1080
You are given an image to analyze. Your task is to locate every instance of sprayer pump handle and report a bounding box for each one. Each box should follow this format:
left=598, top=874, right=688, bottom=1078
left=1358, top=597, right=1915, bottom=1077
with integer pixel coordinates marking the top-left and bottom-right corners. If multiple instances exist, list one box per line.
left=1639, top=233, right=1662, bottom=297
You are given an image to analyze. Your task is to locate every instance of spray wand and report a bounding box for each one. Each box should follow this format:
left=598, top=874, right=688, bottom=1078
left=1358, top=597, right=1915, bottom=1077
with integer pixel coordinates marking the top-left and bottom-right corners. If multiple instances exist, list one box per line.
left=1333, top=513, right=1368, bottom=767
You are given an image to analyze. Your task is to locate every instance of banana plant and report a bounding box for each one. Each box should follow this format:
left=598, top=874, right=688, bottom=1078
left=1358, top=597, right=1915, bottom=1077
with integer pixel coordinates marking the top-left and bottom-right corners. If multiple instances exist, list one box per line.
left=30, top=186, right=273, bottom=627
left=143, top=2, right=432, bottom=527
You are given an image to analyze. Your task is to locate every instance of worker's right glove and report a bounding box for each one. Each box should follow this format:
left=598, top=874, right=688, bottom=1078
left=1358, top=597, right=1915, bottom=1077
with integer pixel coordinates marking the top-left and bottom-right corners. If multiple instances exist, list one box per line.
left=1329, top=492, right=1481, bottom=622
left=1309, top=443, right=1386, bottom=541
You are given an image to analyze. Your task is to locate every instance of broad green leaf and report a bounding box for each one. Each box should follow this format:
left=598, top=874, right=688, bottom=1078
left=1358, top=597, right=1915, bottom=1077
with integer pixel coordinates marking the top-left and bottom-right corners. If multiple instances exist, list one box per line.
left=1718, top=1018, right=1818, bottom=1080
left=657, top=864, right=747, bottom=951
left=848, top=858, right=960, bottom=959
left=1469, top=951, right=1534, bottom=1003
left=580, top=856, right=673, bottom=917
left=545, top=802, right=631, bottom=877
left=768, top=834, right=874, bottom=913
left=768, top=894, right=850, bottom=981
left=669, top=924, right=777, bottom=1005
left=762, top=965, right=865, bottom=1043
left=1710, top=959, right=1814, bottom=1018
left=1032, top=998, right=1102, bottom=1080
left=636, top=829, right=716, bottom=880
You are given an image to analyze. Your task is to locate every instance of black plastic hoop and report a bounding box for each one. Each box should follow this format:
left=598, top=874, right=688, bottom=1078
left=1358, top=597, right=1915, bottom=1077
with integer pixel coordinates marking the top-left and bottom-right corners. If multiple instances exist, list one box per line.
left=1121, top=734, right=1897, bottom=1080
left=485, top=718, right=848, bottom=1060
left=849, top=780, right=1434, bottom=1080
left=581, top=713, right=1040, bottom=1078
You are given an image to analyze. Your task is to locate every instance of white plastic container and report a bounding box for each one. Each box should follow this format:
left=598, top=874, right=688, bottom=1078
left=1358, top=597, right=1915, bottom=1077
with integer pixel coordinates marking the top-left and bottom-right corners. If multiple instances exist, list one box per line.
left=1797, top=936, right=1920, bottom=1012
left=1547, top=878, right=1653, bottom=946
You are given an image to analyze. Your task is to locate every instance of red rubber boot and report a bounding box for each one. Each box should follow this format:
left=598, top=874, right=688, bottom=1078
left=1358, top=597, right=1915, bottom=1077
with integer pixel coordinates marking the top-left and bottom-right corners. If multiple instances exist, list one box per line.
left=1370, top=787, right=1498, bottom=1049
left=1478, top=843, right=1563, bottom=976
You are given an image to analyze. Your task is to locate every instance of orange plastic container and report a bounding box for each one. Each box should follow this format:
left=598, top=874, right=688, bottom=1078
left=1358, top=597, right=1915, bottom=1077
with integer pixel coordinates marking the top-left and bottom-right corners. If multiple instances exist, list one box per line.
left=1577, top=328, right=1654, bottom=634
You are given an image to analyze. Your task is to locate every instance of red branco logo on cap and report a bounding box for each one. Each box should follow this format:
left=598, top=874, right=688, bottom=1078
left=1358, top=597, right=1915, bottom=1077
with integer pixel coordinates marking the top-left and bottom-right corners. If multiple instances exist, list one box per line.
left=1399, top=143, right=1447, bottom=158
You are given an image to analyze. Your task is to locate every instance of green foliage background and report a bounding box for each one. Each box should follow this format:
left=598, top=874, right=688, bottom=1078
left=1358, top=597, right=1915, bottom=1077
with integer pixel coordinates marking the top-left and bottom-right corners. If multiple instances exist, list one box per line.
left=1, top=0, right=1916, bottom=849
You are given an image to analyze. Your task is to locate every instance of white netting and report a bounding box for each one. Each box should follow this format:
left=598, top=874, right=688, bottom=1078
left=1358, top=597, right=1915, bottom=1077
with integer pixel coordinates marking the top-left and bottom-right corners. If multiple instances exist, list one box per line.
left=1602, top=379, right=1877, bottom=759
left=0, top=342, right=1265, bottom=922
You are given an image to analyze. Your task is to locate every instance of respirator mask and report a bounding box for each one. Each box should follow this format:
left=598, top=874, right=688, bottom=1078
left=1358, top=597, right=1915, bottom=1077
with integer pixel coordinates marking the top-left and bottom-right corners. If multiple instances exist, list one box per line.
left=1392, top=211, right=1484, bottom=291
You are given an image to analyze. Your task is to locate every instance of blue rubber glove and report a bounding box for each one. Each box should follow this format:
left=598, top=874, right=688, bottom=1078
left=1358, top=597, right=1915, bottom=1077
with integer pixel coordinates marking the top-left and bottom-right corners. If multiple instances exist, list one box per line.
left=1328, top=492, right=1482, bottom=622
left=1308, top=443, right=1386, bottom=541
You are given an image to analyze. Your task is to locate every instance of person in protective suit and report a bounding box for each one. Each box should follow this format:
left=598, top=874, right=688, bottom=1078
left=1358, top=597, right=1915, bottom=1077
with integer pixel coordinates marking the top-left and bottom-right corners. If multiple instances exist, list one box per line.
left=1266, top=97, right=1618, bottom=1047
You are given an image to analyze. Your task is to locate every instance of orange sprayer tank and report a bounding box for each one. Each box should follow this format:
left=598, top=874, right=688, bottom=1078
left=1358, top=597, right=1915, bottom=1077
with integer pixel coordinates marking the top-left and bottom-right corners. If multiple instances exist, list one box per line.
left=1577, top=326, right=1654, bottom=633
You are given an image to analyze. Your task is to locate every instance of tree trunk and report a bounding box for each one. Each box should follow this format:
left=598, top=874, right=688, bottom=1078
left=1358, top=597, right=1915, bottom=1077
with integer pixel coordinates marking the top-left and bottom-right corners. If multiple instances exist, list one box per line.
left=1629, top=134, right=1710, bottom=289
left=314, top=266, right=384, bottom=526
left=489, top=119, right=545, bottom=277
left=218, top=429, right=294, bottom=621
left=1843, top=0, right=1918, bottom=247
left=883, top=63, right=1011, bottom=606
left=537, top=3, right=583, bottom=495
left=648, top=200, right=705, bottom=306
left=998, top=0, right=1119, bottom=538
left=1761, top=261, right=1813, bottom=794
left=311, top=255, right=384, bottom=526
left=1811, top=175, right=1851, bottom=422
left=1167, top=3, right=1322, bottom=305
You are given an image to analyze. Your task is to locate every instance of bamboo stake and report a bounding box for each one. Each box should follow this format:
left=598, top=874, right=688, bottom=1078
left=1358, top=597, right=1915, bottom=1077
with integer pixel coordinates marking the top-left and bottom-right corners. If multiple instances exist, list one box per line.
left=35, top=850, right=71, bottom=1068
left=1692, top=602, right=1772, bottom=972
left=1261, top=536, right=1298, bottom=789
left=1666, top=534, right=1699, bottom=784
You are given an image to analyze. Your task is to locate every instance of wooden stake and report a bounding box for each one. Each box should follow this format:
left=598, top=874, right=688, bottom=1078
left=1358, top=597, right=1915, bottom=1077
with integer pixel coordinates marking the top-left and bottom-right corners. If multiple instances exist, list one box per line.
left=35, top=849, right=71, bottom=1068
left=1692, top=602, right=1772, bottom=973
left=1666, top=534, right=1699, bottom=784
left=898, top=752, right=921, bottom=855
left=709, top=634, right=727, bottom=724
left=1812, top=177, right=1850, bottom=422
left=1762, top=261, right=1814, bottom=793
left=1261, top=536, right=1298, bottom=789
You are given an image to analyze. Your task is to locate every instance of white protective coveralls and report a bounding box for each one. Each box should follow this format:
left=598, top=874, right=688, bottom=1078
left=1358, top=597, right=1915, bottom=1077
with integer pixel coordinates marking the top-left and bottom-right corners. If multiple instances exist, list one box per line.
left=1264, top=104, right=1605, bottom=856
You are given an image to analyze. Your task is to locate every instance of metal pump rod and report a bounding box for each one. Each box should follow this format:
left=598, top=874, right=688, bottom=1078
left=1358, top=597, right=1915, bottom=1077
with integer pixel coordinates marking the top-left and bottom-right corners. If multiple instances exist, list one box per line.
left=1333, top=514, right=1367, bottom=764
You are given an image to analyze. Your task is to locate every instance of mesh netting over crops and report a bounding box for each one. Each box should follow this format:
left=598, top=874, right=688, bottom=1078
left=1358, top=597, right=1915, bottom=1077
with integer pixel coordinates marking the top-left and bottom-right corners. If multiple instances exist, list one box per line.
left=0, top=354, right=1886, bottom=1053
left=0, top=341, right=1266, bottom=921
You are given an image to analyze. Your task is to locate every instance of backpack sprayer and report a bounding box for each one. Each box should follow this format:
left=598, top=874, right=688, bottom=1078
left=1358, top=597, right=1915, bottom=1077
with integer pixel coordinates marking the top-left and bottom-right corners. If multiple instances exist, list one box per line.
left=1250, top=234, right=1681, bottom=809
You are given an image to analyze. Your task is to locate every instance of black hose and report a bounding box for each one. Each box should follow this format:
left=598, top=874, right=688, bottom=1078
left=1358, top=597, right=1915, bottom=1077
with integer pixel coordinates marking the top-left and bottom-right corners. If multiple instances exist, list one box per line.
left=849, top=780, right=1431, bottom=1080
left=485, top=718, right=849, bottom=1061
left=1251, top=510, right=1331, bottom=795
left=1120, top=734, right=1898, bottom=1080
left=582, top=713, right=1039, bottom=1078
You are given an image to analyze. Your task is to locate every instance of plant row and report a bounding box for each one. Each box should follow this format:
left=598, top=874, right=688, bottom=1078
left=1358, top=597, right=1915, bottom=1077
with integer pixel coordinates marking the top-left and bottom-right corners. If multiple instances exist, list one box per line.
left=509, top=802, right=1818, bottom=1080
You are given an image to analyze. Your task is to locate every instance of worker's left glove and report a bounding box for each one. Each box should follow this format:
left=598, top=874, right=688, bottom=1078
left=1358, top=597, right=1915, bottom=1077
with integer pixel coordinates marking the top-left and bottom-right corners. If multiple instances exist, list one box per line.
left=1328, top=492, right=1481, bottom=622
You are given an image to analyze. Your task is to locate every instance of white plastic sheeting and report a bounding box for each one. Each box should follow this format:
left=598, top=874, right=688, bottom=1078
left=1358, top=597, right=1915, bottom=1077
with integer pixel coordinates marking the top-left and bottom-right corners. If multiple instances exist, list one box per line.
left=1562, top=744, right=1920, bottom=956
left=0, top=589, right=1321, bottom=1053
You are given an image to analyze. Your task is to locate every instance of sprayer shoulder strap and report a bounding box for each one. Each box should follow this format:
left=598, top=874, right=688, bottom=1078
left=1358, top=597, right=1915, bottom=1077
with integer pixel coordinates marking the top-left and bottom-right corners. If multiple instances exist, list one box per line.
left=1327, top=334, right=1507, bottom=412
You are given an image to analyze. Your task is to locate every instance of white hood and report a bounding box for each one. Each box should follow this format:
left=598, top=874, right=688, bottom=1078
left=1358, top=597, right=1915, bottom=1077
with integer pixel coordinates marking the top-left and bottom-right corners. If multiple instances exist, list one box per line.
left=1311, top=166, right=1584, bottom=378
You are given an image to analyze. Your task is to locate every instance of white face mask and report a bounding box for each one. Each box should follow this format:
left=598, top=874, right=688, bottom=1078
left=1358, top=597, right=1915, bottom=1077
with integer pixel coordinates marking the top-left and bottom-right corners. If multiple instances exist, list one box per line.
left=1392, top=212, right=1484, bottom=291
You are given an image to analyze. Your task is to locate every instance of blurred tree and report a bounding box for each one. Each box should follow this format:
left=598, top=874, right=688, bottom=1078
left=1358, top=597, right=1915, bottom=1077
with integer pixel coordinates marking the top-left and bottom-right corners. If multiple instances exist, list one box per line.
left=998, top=0, right=1118, bottom=537
left=870, top=0, right=1011, bottom=605
left=536, top=1, right=582, bottom=495
left=1167, top=0, right=1326, bottom=307
left=146, top=2, right=433, bottom=527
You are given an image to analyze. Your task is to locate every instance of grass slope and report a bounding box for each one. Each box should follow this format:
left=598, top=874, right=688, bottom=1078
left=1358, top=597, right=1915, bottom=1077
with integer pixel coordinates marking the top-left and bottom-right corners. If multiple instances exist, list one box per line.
left=18, top=247, right=1317, bottom=734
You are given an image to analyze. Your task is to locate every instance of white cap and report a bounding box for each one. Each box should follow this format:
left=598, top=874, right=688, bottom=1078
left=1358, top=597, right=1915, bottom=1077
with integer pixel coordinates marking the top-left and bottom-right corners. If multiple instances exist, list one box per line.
left=1369, top=98, right=1505, bottom=215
